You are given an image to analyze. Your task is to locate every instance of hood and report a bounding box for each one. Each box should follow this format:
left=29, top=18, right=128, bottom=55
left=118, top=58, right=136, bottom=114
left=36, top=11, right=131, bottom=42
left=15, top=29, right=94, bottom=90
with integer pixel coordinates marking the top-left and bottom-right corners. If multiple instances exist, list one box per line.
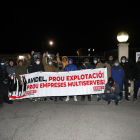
left=62, top=56, right=68, bottom=59
left=68, top=58, right=73, bottom=64
left=108, top=77, right=114, bottom=87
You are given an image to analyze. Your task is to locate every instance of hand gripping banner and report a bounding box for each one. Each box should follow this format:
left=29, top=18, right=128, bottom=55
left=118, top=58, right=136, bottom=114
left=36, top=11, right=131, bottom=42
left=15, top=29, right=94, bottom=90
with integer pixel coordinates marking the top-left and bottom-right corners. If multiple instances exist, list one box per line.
left=9, top=68, right=107, bottom=100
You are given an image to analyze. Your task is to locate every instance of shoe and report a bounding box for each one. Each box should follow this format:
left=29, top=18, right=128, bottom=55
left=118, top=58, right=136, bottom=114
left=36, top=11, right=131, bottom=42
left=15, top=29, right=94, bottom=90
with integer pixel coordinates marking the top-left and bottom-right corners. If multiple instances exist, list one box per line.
left=119, top=100, right=122, bottom=103
left=55, top=99, right=57, bottom=102
left=97, top=98, right=101, bottom=101
left=40, top=98, right=43, bottom=102
left=115, top=102, right=118, bottom=106
left=108, top=101, right=111, bottom=105
left=44, top=97, right=47, bottom=101
left=74, top=97, right=78, bottom=101
left=133, top=98, right=137, bottom=103
left=125, top=99, right=130, bottom=102
left=32, top=98, right=36, bottom=102
left=65, top=98, right=69, bottom=101
left=81, top=98, right=85, bottom=101
left=59, top=98, right=63, bottom=101
left=88, top=99, right=91, bottom=101
left=49, top=97, right=53, bottom=101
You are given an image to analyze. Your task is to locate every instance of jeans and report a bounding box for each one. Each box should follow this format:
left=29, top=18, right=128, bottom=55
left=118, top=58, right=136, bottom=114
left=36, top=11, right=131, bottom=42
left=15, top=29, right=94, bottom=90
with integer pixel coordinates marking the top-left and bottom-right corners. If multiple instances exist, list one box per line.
left=134, top=80, right=140, bottom=99
left=123, top=78, right=129, bottom=99
left=81, top=95, right=91, bottom=100
left=98, top=94, right=102, bottom=98
left=118, top=83, right=123, bottom=100
left=102, top=93, right=121, bottom=102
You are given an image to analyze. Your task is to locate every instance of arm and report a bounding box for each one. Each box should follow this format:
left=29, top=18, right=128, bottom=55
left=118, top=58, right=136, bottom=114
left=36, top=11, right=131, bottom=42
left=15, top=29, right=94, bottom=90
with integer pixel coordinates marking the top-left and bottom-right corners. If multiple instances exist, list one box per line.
left=121, top=68, right=125, bottom=80
left=31, top=55, right=35, bottom=65
left=127, top=59, right=134, bottom=67
left=24, top=58, right=31, bottom=68
left=64, top=65, right=68, bottom=71
left=104, top=84, right=109, bottom=93
left=42, top=57, right=47, bottom=66
left=74, top=65, right=77, bottom=71
left=107, top=64, right=111, bottom=78
left=114, top=84, right=120, bottom=94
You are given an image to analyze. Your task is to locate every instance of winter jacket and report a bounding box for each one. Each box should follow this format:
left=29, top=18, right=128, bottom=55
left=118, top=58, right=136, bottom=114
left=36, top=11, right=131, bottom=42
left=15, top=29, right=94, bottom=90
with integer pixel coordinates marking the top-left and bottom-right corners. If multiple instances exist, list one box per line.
left=42, top=57, right=56, bottom=72
left=107, top=60, right=114, bottom=67
left=15, top=59, right=31, bottom=83
left=57, top=56, right=68, bottom=68
left=31, top=55, right=44, bottom=73
left=111, top=65, right=124, bottom=84
left=6, top=65, right=17, bottom=75
left=104, top=82, right=120, bottom=95
left=0, top=65, right=7, bottom=79
left=133, top=62, right=140, bottom=80
left=96, top=62, right=111, bottom=78
left=78, top=64, right=95, bottom=70
left=0, top=67, right=3, bottom=81
left=120, top=59, right=133, bottom=79
left=64, top=58, right=77, bottom=71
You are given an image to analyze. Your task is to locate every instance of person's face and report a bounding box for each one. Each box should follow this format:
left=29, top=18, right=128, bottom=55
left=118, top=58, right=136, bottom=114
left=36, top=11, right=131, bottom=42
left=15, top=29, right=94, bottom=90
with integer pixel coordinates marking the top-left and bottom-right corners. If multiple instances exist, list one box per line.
left=69, top=60, right=72, bottom=64
left=109, top=56, right=113, bottom=61
left=9, top=61, right=14, bottom=66
left=19, top=61, right=23, bottom=66
left=63, top=58, right=67, bottom=62
left=36, top=59, right=40, bottom=62
left=58, top=65, right=62, bottom=68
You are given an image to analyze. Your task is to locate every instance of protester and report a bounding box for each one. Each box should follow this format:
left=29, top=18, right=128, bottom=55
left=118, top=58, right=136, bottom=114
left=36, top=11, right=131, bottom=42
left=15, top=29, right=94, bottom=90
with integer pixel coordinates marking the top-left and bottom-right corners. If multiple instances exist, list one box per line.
left=42, top=52, right=56, bottom=101
left=0, top=75, right=13, bottom=108
left=15, top=54, right=31, bottom=86
left=93, top=58, right=98, bottom=67
left=102, top=77, right=120, bottom=105
left=31, top=51, right=45, bottom=102
left=96, top=57, right=111, bottom=101
left=78, top=58, right=95, bottom=101
left=107, top=55, right=114, bottom=66
left=54, top=62, right=64, bottom=102
left=133, top=57, right=140, bottom=103
left=120, top=56, right=133, bottom=101
left=64, top=58, right=78, bottom=101
left=111, top=60, right=124, bottom=102
left=6, top=60, right=17, bottom=75
left=56, top=52, right=68, bottom=68
left=0, top=59, right=7, bottom=79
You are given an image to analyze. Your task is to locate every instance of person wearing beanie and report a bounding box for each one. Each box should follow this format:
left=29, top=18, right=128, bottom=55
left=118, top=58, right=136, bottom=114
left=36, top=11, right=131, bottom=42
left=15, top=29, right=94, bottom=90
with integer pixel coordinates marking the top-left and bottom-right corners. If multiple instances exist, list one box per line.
left=107, top=55, right=114, bottom=66
left=133, top=57, right=140, bottom=103
left=6, top=60, right=17, bottom=76
left=102, top=77, right=120, bottom=106
left=0, top=59, right=8, bottom=79
left=111, top=60, right=125, bottom=102
left=120, top=56, right=133, bottom=102
left=93, top=58, right=98, bottom=67
left=78, top=58, right=95, bottom=101
left=96, top=57, right=111, bottom=101
left=64, top=58, right=78, bottom=101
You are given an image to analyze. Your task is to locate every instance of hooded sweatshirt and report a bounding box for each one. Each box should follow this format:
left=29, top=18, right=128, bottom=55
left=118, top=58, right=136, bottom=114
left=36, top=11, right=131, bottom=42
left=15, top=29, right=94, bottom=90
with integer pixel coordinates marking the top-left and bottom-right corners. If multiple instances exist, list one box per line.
left=111, top=62, right=124, bottom=84
left=64, top=58, right=77, bottom=71
left=57, top=56, right=68, bottom=68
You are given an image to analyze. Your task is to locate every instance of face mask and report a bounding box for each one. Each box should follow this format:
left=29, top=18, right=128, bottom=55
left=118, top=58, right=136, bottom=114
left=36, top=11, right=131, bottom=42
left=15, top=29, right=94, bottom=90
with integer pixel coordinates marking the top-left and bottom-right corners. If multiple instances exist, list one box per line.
left=1, top=63, right=4, bottom=65
left=36, top=61, right=40, bottom=65
left=49, top=62, right=52, bottom=65
left=122, top=60, right=126, bottom=63
left=59, top=67, right=62, bottom=70
left=101, top=60, right=106, bottom=63
left=114, top=63, right=119, bottom=66
left=94, top=60, right=97, bottom=64
left=85, top=63, right=90, bottom=67
left=108, top=81, right=113, bottom=87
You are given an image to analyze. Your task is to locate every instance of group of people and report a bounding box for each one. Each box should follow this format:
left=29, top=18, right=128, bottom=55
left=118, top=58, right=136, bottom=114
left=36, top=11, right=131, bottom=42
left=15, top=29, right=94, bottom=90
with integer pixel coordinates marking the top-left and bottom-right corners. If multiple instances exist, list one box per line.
left=0, top=51, right=140, bottom=108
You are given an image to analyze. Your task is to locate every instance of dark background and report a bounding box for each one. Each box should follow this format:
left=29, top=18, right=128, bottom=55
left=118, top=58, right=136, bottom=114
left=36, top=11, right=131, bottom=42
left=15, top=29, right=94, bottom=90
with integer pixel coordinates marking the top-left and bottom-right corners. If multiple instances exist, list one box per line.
left=1, top=1, right=140, bottom=56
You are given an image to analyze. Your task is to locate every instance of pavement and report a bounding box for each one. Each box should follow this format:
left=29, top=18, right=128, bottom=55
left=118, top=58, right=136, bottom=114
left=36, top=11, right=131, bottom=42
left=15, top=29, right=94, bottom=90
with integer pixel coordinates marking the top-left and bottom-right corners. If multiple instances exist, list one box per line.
left=0, top=96, right=140, bottom=140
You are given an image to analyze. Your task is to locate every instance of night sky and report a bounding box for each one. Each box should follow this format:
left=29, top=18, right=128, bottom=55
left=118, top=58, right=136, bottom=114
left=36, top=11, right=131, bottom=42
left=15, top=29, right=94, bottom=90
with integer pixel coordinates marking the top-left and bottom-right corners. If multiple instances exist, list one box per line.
left=1, top=1, right=140, bottom=56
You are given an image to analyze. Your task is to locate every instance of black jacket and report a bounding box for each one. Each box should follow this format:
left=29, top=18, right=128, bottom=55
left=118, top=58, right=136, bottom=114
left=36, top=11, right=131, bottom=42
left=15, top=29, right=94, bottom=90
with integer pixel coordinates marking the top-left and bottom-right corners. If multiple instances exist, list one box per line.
left=0, top=67, right=4, bottom=81
left=78, top=64, right=95, bottom=70
left=31, top=55, right=44, bottom=72
left=133, top=62, right=140, bottom=80
left=107, top=60, right=114, bottom=67
left=120, top=59, right=133, bottom=79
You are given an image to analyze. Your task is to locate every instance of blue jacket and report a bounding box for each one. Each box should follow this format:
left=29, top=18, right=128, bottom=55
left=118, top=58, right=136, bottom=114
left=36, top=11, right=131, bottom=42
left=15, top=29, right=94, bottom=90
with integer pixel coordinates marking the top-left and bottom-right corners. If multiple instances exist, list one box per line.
left=111, top=66, right=124, bottom=84
left=78, top=64, right=95, bottom=70
left=64, top=58, right=77, bottom=71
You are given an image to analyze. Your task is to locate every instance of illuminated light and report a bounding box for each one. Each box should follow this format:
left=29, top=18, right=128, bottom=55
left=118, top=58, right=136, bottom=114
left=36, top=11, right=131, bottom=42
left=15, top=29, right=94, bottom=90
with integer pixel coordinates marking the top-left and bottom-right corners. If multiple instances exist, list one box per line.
left=117, top=32, right=129, bottom=42
left=93, top=49, right=94, bottom=51
left=19, top=55, right=24, bottom=59
left=88, top=49, right=90, bottom=51
left=49, top=41, right=53, bottom=45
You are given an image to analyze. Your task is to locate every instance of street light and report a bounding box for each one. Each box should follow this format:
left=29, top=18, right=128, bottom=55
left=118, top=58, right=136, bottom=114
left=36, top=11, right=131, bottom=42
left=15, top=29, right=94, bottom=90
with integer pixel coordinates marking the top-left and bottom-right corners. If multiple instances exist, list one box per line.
left=49, top=41, right=53, bottom=45
left=117, top=31, right=129, bottom=42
